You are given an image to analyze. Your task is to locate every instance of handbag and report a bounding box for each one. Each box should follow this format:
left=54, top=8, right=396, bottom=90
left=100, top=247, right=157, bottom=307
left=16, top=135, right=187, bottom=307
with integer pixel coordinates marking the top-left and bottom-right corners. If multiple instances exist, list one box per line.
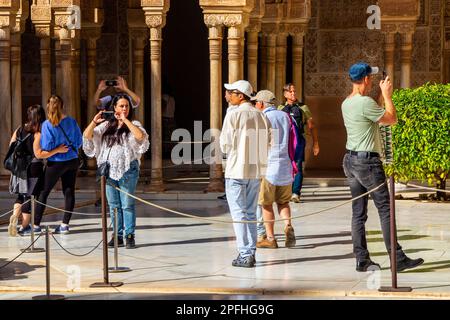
left=58, top=124, right=84, bottom=169
left=4, top=127, right=32, bottom=178
left=96, top=148, right=112, bottom=181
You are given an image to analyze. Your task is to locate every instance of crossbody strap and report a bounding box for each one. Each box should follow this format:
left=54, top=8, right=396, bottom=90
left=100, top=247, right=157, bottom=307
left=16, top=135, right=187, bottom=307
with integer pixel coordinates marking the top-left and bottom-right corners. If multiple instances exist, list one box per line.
left=58, top=124, right=77, bottom=153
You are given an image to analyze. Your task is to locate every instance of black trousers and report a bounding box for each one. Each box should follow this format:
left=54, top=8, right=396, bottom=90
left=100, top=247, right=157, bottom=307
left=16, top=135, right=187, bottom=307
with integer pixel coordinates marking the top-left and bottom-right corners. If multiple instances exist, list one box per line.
left=34, top=158, right=79, bottom=225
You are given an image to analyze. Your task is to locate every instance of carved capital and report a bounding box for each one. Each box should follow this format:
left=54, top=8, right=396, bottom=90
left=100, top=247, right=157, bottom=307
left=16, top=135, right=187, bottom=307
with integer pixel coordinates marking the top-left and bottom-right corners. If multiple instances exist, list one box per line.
left=204, top=13, right=244, bottom=28
left=246, top=18, right=261, bottom=33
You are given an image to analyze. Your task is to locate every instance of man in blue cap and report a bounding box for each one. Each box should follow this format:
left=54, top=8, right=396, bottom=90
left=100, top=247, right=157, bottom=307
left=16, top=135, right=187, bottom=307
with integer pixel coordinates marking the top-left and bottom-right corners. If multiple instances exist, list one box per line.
left=342, top=62, right=424, bottom=272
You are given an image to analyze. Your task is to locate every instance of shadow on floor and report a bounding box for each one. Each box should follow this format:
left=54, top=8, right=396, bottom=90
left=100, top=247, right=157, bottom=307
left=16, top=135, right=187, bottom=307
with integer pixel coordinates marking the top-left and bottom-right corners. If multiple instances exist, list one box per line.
left=257, top=252, right=354, bottom=267
left=401, top=260, right=450, bottom=273
left=134, top=236, right=236, bottom=249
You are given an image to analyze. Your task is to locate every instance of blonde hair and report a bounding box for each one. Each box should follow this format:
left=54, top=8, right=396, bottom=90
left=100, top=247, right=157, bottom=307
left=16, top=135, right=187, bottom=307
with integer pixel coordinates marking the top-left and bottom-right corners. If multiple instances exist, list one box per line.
left=47, top=95, right=64, bottom=126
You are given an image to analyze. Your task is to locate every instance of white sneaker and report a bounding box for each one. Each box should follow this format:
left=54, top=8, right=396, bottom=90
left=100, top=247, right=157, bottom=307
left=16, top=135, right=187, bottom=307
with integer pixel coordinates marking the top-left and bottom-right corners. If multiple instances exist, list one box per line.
left=291, top=193, right=300, bottom=203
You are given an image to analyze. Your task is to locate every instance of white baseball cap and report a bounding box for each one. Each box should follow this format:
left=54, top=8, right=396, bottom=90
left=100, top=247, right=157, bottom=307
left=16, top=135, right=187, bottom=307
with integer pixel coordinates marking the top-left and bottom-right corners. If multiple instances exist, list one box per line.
left=224, top=80, right=254, bottom=98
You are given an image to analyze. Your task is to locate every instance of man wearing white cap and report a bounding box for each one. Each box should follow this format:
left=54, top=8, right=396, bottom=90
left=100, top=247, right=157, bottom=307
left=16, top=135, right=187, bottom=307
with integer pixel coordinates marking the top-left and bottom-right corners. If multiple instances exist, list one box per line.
left=342, top=62, right=423, bottom=272
left=220, top=80, right=271, bottom=268
left=252, top=90, right=296, bottom=249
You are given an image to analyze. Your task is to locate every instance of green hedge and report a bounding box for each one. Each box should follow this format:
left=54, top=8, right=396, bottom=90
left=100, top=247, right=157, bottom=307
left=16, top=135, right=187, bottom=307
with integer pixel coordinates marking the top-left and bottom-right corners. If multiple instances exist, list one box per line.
left=385, top=83, right=450, bottom=194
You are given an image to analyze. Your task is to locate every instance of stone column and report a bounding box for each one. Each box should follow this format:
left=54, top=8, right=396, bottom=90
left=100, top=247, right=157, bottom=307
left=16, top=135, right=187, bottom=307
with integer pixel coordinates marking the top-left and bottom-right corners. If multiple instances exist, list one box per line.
left=58, top=27, right=75, bottom=118
left=292, top=32, right=305, bottom=99
left=384, top=32, right=396, bottom=86
left=400, top=32, right=413, bottom=88
left=39, top=36, right=52, bottom=108
left=206, top=24, right=224, bottom=192
left=227, top=24, right=244, bottom=83
left=266, top=33, right=276, bottom=93
left=0, top=24, right=12, bottom=174
left=260, top=34, right=267, bottom=90
left=246, top=28, right=259, bottom=90
left=275, top=33, right=287, bottom=100
left=55, top=40, right=62, bottom=96
left=10, top=33, right=22, bottom=130
left=144, top=14, right=167, bottom=192
left=71, top=36, right=81, bottom=123
left=132, top=36, right=147, bottom=124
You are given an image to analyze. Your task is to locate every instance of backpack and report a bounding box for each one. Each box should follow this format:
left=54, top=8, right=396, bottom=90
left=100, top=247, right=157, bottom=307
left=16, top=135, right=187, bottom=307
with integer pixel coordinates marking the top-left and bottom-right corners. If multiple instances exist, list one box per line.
left=3, top=127, right=33, bottom=179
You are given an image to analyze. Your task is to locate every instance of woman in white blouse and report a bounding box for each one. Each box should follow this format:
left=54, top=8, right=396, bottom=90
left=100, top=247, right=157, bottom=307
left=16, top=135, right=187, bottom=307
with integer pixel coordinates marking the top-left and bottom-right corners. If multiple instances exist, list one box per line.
left=83, top=94, right=149, bottom=249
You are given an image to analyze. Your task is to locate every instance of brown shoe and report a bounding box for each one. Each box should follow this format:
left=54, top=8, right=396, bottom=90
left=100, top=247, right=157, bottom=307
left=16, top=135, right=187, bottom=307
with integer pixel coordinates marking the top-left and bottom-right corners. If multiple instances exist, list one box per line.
left=284, top=225, right=296, bottom=247
left=257, top=237, right=278, bottom=249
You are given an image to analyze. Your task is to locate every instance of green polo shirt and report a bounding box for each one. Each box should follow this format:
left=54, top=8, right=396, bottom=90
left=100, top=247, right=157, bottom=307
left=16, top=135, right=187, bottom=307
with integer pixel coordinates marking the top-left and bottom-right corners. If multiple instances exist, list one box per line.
left=341, top=94, right=385, bottom=154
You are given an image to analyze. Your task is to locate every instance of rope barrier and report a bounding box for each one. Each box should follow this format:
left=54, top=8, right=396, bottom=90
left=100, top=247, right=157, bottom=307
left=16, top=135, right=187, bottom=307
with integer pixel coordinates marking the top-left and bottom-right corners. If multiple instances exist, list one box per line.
left=0, top=200, right=31, bottom=219
left=0, top=234, right=43, bottom=270
left=50, top=233, right=103, bottom=257
left=108, top=181, right=387, bottom=225
left=34, top=200, right=102, bottom=217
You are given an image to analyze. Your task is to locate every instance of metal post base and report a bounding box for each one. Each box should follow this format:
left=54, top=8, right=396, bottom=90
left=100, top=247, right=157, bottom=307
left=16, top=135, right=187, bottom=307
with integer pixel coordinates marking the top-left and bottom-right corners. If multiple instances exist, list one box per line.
left=32, top=294, right=65, bottom=300
left=89, top=281, right=123, bottom=288
left=21, top=248, right=45, bottom=253
left=379, top=286, right=412, bottom=292
left=108, top=267, right=131, bottom=273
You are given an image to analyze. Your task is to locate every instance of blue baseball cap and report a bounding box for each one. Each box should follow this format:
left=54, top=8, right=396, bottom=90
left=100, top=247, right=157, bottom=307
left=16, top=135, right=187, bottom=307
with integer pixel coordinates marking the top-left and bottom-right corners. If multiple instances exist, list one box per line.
left=349, top=62, right=379, bottom=81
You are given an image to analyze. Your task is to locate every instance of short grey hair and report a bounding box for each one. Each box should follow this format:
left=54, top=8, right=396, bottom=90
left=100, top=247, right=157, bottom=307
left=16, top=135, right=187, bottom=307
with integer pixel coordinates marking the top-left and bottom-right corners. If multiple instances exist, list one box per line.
left=262, top=101, right=275, bottom=108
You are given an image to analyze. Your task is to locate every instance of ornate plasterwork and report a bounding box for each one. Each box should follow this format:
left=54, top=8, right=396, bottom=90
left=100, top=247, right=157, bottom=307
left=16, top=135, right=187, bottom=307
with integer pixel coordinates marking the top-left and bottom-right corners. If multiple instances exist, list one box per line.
left=204, top=13, right=243, bottom=27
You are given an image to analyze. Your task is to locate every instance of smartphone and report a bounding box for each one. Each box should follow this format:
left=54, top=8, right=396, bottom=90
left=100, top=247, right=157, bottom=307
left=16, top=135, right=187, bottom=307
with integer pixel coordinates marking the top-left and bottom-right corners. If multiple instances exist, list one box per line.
left=101, top=111, right=115, bottom=121
left=105, top=80, right=118, bottom=87
left=382, top=70, right=387, bottom=80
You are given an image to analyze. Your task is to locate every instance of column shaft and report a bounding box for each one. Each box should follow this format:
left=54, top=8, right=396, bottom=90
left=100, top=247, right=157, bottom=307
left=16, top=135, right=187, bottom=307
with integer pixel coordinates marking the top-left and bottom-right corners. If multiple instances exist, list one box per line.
left=149, top=27, right=164, bottom=191
left=133, top=38, right=146, bottom=125
left=0, top=29, right=12, bottom=175
left=266, top=34, right=276, bottom=94
left=40, top=37, right=51, bottom=108
left=228, top=26, right=244, bottom=83
left=292, top=33, right=304, bottom=99
left=71, top=38, right=81, bottom=123
left=207, top=25, right=224, bottom=192
left=247, top=31, right=258, bottom=91
left=11, top=33, right=22, bottom=131
left=59, top=37, right=74, bottom=118
left=384, top=33, right=395, bottom=87
left=400, top=33, right=413, bottom=88
left=275, top=33, right=287, bottom=100
left=260, top=34, right=267, bottom=90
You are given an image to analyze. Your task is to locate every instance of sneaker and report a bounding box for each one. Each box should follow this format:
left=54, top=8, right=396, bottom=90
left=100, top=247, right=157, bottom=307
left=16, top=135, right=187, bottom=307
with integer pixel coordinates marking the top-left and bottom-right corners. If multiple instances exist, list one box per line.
left=284, top=225, right=296, bottom=247
left=232, top=254, right=256, bottom=268
left=217, top=194, right=227, bottom=201
left=108, top=236, right=124, bottom=248
left=54, top=225, right=69, bottom=234
left=125, top=234, right=136, bottom=249
left=396, top=256, right=424, bottom=272
left=18, top=225, right=32, bottom=236
left=257, top=237, right=278, bottom=249
left=8, top=215, right=18, bottom=237
left=356, top=259, right=381, bottom=272
left=291, top=193, right=300, bottom=203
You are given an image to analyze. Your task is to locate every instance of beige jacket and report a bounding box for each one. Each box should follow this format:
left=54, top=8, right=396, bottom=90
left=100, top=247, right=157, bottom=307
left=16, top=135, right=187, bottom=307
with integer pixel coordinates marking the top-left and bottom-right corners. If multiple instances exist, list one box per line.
left=220, top=102, right=272, bottom=180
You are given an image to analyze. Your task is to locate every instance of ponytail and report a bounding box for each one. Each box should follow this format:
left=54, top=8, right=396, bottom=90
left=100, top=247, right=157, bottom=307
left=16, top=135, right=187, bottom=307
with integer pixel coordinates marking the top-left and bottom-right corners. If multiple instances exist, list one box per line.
left=47, top=95, right=64, bottom=126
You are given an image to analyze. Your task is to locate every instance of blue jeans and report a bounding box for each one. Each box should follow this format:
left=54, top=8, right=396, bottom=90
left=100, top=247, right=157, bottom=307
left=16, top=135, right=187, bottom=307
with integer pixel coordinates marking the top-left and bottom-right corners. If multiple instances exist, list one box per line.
left=106, top=160, right=140, bottom=238
left=225, top=179, right=260, bottom=258
left=343, top=153, right=405, bottom=261
left=292, top=160, right=303, bottom=195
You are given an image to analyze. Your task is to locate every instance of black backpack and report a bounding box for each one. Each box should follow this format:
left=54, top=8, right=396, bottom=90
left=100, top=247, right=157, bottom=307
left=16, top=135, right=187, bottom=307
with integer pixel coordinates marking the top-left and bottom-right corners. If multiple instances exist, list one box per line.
left=3, top=127, right=33, bottom=179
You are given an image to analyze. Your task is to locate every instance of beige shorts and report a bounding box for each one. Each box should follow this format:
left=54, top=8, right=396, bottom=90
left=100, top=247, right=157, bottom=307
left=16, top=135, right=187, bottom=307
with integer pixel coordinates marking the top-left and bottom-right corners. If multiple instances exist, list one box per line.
left=258, top=178, right=292, bottom=206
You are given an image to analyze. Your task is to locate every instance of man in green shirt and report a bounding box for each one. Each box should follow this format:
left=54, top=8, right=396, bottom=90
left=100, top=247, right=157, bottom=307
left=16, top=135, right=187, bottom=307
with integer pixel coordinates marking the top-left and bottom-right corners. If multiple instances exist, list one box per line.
left=342, top=62, right=423, bottom=272
left=278, top=83, right=320, bottom=203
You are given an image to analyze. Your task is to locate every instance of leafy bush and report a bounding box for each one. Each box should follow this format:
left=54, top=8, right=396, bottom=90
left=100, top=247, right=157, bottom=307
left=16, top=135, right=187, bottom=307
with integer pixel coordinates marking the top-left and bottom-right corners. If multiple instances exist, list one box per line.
left=385, top=83, right=450, bottom=199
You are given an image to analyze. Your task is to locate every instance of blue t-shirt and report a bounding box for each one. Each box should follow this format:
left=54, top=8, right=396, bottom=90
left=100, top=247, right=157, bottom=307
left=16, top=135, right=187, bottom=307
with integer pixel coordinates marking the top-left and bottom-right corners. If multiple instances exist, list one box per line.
left=40, top=117, right=82, bottom=162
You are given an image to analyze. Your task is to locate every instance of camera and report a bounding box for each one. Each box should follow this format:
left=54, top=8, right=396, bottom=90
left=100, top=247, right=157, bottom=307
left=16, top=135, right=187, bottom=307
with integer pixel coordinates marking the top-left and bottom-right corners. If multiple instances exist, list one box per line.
left=382, top=70, right=387, bottom=80
left=105, top=80, right=118, bottom=87
left=101, top=111, right=115, bottom=121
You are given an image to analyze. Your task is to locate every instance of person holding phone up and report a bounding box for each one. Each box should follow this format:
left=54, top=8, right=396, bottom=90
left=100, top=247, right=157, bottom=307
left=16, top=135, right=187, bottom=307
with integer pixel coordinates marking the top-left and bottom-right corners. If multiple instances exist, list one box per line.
left=83, top=94, right=149, bottom=249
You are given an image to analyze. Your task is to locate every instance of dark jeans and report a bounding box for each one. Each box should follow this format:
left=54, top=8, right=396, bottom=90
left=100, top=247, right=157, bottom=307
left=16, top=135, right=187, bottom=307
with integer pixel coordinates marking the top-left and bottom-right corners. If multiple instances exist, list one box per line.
left=343, top=153, right=405, bottom=261
left=292, top=160, right=303, bottom=195
left=34, top=158, right=79, bottom=226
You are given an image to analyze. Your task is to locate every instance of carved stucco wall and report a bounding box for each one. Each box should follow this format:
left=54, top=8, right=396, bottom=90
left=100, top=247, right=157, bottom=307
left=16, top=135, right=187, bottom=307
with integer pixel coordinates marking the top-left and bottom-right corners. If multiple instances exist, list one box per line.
left=304, top=0, right=444, bottom=97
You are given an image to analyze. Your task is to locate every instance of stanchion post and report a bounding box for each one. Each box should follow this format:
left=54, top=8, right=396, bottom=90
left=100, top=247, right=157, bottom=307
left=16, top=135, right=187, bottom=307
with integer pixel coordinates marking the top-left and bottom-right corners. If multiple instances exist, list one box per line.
left=22, top=195, right=45, bottom=253
left=109, top=208, right=131, bottom=273
left=90, top=176, right=123, bottom=287
left=32, top=227, right=65, bottom=300
left=379, top=176, right=412, bottom=292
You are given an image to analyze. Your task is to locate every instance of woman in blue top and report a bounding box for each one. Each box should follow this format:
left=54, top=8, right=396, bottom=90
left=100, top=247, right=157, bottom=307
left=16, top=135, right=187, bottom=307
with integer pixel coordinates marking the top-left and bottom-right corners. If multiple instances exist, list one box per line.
left=34, top=95, right=83, bottom=234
